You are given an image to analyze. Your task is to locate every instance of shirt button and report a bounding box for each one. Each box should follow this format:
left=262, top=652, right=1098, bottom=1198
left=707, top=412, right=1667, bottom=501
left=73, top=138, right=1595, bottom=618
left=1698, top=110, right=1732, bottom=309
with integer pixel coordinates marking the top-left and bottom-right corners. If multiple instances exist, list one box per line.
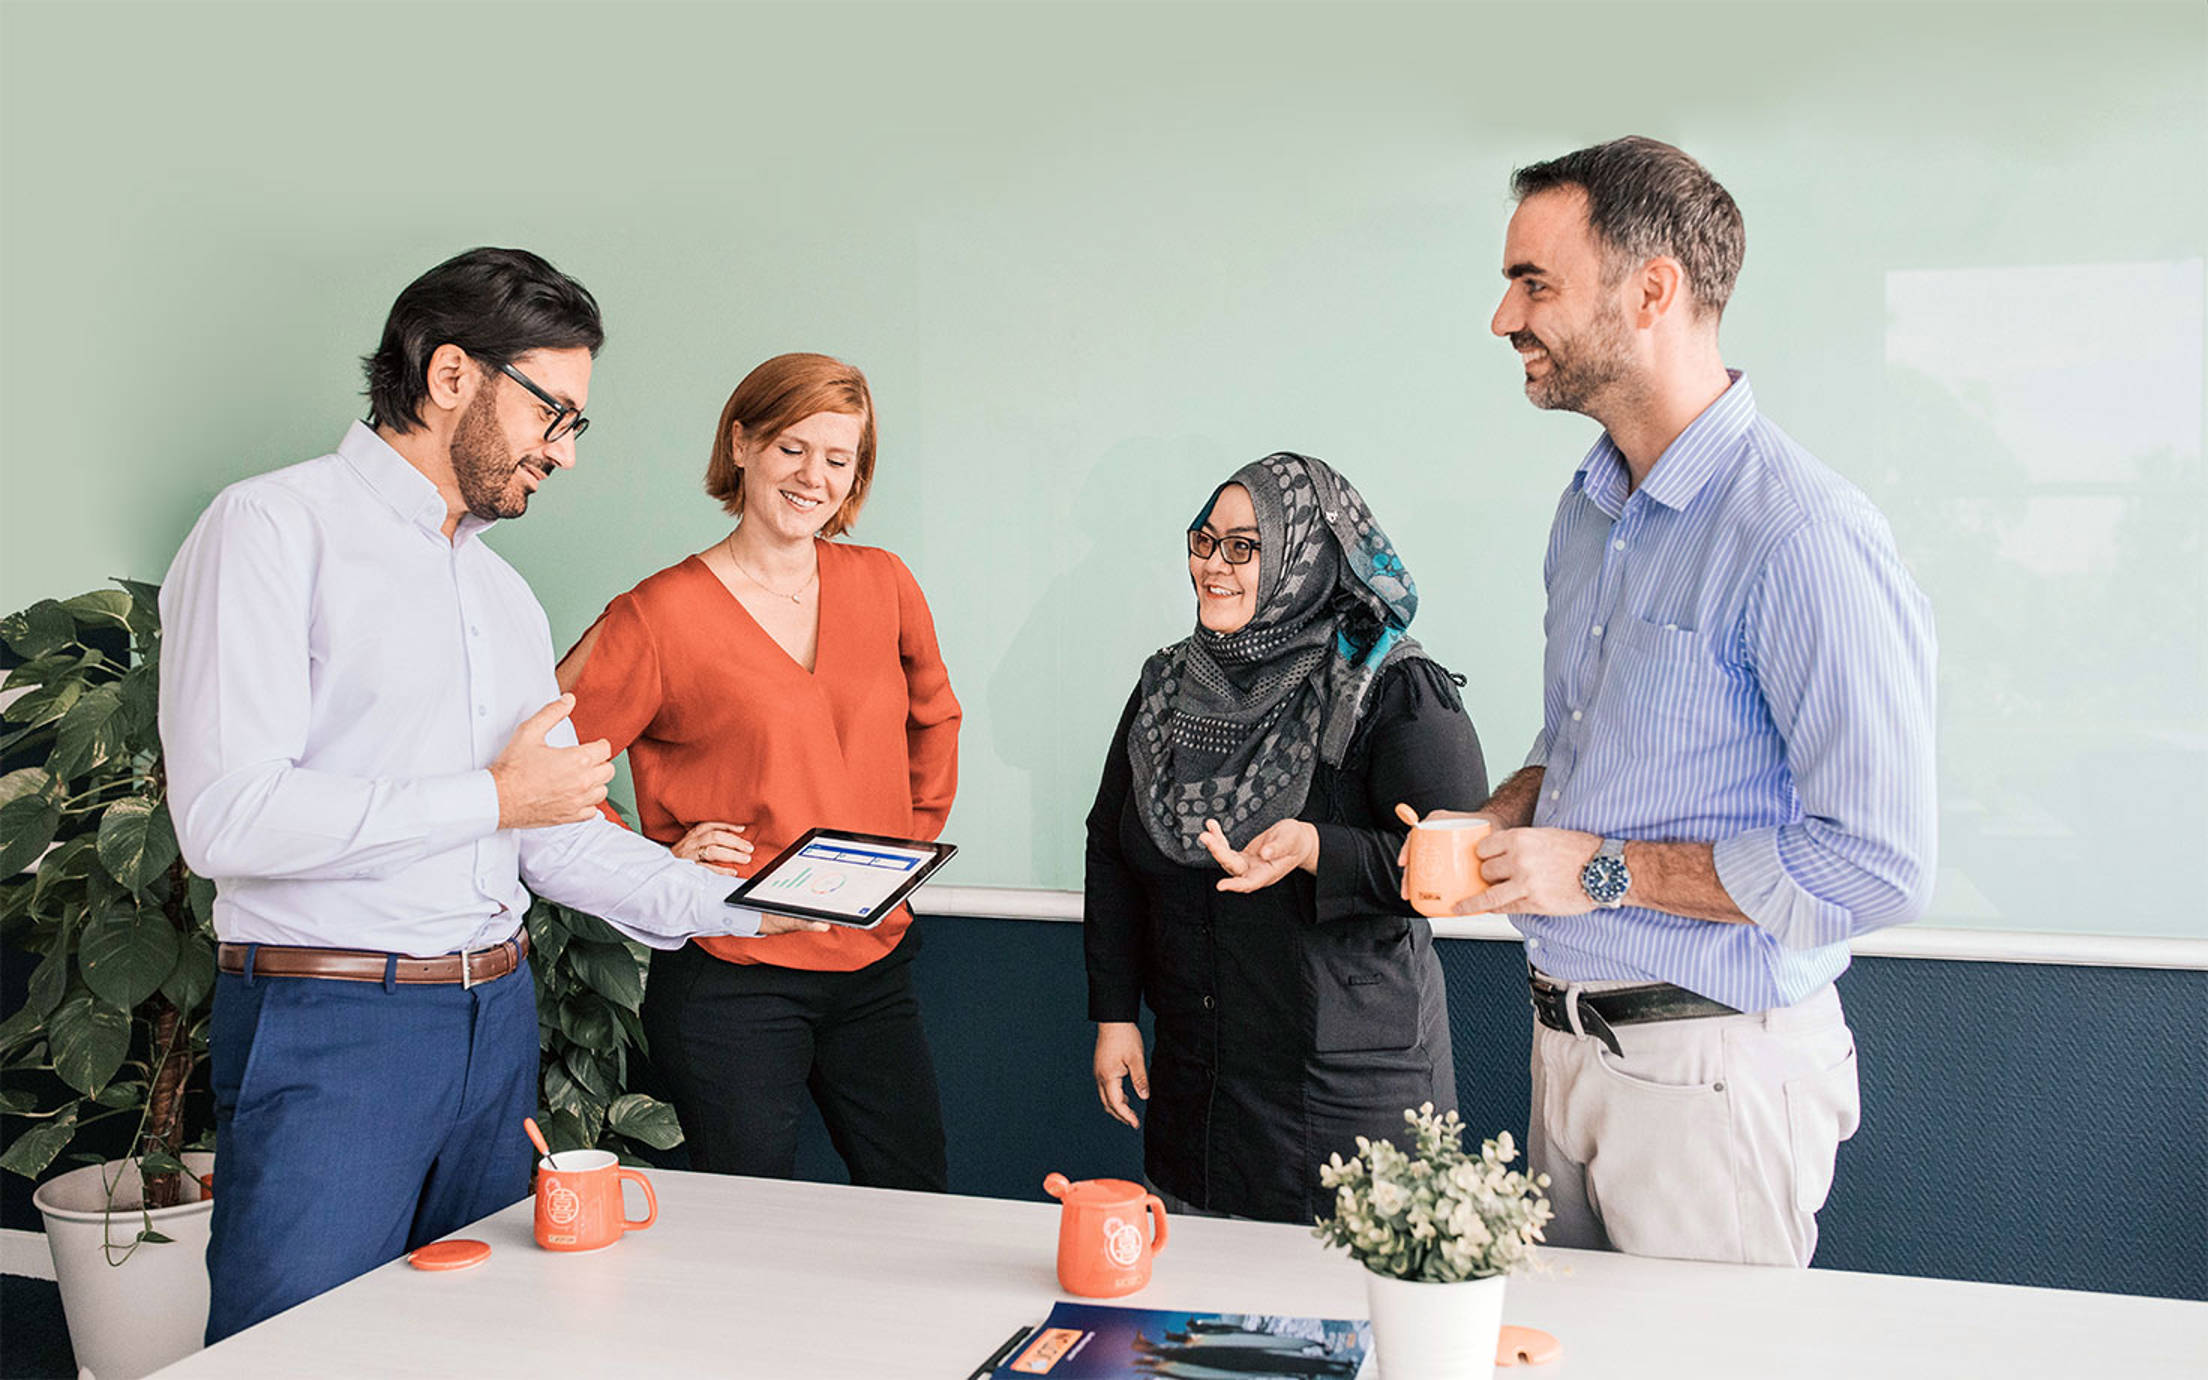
left=1613, top=539, right=1626, bottom=551
left=1571, top=709, right=1583, bottom=722
left=1528, top=938, right=1542, bottom=950
left=1591, top=624, right=1604, bottom=637
left=1549, top=789, right=1560, bottom=800
left=1202, top=995, right=1216, bottom=1011
left=477, top=706, right=488, bottom=718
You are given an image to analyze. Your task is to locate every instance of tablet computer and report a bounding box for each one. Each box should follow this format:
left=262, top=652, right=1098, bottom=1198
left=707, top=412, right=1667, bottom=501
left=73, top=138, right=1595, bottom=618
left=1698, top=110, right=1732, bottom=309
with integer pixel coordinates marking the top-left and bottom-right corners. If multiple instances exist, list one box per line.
left=723, top=828, right=958, bottom=929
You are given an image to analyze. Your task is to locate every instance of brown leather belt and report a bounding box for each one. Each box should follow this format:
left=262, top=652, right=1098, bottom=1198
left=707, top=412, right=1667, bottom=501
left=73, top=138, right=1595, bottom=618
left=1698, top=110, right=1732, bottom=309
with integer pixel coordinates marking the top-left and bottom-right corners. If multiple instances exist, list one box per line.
left=217, top=930, right=530, bottom=987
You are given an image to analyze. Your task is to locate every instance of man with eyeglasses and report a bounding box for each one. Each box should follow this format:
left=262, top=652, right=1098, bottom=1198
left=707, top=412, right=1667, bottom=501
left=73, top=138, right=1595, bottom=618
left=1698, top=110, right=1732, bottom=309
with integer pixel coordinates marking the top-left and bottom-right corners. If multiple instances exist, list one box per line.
left=158, top=247, right=825, bottom=1342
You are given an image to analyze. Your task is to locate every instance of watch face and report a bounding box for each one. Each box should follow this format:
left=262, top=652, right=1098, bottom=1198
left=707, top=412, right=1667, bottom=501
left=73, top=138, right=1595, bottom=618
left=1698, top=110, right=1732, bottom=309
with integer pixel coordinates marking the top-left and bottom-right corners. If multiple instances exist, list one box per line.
left=1582, top=855, right=1630, bottom=906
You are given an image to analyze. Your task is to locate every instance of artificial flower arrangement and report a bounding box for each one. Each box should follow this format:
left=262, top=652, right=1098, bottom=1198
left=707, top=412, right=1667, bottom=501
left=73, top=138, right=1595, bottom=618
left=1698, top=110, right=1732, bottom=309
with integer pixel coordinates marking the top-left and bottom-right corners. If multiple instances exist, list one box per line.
left=1313, top=1103, right=1553, bottom=1282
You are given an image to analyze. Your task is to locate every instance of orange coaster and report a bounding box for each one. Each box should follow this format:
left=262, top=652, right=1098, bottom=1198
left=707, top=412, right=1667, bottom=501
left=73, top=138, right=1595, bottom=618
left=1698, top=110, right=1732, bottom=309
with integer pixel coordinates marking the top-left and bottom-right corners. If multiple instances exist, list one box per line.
left=408, top=1239, right=491, bottom=1272
left=1498, top=1325, right=1562, bottom=1366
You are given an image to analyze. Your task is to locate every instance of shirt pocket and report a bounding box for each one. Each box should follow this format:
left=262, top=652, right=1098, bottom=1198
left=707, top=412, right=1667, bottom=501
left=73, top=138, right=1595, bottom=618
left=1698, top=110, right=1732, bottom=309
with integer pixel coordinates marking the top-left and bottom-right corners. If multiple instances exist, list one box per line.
left=1599, top=615, right=1743, bottom=757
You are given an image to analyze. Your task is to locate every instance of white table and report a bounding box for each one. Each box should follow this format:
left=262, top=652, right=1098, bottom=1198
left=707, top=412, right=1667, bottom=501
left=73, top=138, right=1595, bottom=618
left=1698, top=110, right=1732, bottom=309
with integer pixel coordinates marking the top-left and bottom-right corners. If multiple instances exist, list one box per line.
left=153, top=1172, right=2205, bottom=1379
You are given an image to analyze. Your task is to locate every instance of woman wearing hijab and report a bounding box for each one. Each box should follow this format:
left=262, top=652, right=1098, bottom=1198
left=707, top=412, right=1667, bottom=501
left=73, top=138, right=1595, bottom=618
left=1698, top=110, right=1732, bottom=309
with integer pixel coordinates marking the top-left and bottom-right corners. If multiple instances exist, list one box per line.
left=1083, top=453, right=1488, bottom=1224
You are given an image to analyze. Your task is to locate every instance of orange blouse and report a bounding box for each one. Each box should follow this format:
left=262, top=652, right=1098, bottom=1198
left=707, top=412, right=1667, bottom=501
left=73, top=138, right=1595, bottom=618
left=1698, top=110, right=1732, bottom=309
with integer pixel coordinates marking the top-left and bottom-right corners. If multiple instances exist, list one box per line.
left=562, top=541, right=961, bottom=971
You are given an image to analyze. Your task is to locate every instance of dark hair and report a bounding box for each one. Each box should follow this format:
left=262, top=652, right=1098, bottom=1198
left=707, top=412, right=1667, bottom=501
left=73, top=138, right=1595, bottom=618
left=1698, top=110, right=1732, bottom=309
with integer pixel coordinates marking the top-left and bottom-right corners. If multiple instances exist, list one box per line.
left=1510, top=137, right=1744, bottom=318
left=362, top=247, right=605, bottom=433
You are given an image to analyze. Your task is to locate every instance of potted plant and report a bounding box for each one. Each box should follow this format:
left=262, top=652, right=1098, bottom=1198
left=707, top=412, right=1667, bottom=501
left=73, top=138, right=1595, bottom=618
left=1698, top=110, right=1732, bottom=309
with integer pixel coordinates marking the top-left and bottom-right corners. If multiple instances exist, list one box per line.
left=1314, top=1103, right=1552, bottom=1379
left=0, top=582, right=686, bottom=1374
left=0, top=581, right=220, bottom=1380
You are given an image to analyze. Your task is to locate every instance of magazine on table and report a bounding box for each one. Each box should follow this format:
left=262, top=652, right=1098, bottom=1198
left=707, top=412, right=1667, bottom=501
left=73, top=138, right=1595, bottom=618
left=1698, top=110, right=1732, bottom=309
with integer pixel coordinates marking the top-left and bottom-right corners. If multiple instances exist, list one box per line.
left=977, top=1300, right=1372, bottom=1379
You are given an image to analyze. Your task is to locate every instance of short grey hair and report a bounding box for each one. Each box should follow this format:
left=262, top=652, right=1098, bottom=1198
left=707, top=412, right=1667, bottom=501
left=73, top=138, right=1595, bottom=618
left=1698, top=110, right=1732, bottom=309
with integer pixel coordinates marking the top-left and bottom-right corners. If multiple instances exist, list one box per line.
left=1510, top=137, right=1745, bottom=318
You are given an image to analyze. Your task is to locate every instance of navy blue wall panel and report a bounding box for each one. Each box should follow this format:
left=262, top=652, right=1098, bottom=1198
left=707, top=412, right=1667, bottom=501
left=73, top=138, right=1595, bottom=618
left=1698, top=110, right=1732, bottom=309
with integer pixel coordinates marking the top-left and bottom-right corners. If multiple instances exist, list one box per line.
left=773, top=915, right=2207, bottom=1302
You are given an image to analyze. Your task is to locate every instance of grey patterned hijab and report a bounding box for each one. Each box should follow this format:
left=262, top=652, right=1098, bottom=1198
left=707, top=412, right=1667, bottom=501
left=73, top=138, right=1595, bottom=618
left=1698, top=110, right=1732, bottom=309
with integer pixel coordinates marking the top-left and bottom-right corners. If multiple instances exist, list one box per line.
left=1128, top=453, right=1422, bottom=865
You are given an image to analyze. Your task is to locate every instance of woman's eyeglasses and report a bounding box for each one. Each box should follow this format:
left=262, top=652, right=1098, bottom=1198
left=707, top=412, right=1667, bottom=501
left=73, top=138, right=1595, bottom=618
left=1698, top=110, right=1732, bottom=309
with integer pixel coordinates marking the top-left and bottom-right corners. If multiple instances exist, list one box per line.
left=1187, top=529, right=1260, bottom=565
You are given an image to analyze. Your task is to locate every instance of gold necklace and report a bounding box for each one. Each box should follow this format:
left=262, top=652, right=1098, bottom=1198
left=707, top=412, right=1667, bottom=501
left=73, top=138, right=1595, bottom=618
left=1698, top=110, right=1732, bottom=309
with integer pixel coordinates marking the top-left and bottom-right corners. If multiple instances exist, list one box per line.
left=722, top=533, right=818, bottom=604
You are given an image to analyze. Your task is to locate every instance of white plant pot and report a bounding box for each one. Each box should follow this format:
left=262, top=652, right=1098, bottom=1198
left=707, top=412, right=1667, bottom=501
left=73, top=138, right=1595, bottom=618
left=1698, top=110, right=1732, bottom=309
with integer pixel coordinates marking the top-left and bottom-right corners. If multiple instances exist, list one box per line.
left=32, top=1151, right=215, bottom=1380
left=1363, top=1268, right=1507, bottom=1379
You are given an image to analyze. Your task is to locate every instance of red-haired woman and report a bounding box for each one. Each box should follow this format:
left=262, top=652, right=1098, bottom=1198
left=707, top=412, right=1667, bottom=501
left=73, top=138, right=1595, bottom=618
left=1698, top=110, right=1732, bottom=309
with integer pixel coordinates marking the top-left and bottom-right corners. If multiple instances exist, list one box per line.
left=557, top=352, right=960, bottom=1188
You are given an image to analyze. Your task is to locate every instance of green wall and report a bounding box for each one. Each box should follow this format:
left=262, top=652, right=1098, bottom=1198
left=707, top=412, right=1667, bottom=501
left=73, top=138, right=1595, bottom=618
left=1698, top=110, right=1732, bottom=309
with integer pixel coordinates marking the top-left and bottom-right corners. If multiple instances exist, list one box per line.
left=3, top=2, right=2202, bottom=934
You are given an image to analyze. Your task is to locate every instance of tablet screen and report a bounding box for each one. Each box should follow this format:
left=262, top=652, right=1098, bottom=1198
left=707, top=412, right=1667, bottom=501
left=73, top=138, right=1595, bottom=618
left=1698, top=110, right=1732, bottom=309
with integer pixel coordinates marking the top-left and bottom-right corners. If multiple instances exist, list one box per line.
left=741, top=834, right=941, bottom=924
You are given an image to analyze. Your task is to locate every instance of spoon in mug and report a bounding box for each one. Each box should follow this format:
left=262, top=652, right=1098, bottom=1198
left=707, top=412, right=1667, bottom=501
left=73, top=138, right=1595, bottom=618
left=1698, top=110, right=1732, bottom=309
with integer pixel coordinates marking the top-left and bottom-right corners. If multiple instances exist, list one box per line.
left=524, top=1116, right=555, bottom=1169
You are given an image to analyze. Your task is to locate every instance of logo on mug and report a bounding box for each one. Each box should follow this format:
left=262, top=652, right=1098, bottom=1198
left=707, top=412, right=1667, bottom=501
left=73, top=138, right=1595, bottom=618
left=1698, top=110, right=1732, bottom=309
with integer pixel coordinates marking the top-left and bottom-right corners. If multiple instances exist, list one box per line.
left=546, top=1185, right=581, bottom=1226
left=1102, top=1215, right=1144, bottom=1268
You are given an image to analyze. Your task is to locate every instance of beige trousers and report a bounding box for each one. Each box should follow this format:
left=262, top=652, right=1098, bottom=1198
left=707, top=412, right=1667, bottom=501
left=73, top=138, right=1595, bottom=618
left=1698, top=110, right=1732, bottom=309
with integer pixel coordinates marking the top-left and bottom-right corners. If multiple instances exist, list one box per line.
left=1526, top=980, right=1861, bottom=1268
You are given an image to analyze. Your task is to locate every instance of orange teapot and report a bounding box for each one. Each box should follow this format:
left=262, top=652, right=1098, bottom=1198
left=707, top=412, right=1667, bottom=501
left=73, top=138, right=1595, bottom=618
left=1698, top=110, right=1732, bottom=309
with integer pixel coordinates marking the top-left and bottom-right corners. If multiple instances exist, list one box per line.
left=1043, top=1172, right=1169, bottom=1297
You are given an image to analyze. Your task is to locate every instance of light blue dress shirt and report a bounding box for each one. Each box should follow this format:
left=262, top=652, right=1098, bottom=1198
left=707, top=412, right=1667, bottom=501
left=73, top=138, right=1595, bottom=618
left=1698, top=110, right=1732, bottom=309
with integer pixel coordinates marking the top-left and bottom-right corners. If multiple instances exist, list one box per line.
left=159, top=422, right=761, bottom=957
left=1520, top=373, right=1937, bottom=1011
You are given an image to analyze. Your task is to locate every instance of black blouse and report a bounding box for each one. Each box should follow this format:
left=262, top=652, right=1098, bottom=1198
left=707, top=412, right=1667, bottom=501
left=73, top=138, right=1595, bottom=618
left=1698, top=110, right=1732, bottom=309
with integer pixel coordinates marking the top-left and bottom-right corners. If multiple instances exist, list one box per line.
left=1083, top=657, right=1490, bottom=1221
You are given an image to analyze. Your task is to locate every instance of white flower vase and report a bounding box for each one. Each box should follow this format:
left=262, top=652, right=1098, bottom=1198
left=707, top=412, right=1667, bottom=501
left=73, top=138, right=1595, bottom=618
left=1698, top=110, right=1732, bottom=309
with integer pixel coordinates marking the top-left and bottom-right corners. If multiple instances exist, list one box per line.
left=1364, top=1269, right=1507, bottom=1379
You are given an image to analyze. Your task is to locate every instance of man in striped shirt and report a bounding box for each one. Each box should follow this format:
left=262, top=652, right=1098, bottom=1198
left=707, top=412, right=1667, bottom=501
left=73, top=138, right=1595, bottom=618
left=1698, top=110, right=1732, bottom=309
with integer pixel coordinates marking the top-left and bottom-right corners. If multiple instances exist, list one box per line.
left=1451, top=138, right=1936, bottom=1266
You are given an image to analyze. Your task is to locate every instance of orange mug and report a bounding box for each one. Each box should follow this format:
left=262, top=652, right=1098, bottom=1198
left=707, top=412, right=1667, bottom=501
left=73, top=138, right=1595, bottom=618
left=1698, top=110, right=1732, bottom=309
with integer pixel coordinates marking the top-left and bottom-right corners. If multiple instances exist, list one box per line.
left=1044, top=1173, right=1168, bottom=1297
left=533, top=1150, right=657, bottom=1252
left=1403, top=815, right=1493, bottom=917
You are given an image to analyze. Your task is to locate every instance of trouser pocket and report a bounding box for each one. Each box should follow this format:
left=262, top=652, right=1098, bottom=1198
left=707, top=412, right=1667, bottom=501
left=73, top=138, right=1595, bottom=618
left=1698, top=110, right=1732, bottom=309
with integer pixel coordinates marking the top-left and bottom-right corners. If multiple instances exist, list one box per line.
left=1785, top=1039, right=1861, bottom=1215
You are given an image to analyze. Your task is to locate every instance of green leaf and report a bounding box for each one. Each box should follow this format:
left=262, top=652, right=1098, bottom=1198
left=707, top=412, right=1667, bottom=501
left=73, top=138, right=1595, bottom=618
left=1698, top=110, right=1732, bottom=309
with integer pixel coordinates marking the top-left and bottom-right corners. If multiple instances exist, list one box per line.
left=97, top=797, right=179, bottom=898
left=49, top=992, right=130, bottom=1095
left=3, top=650, right=95, bottom=692
left=540, top=1061, right=585, bottom=1118
left=60, top=590, right=133, bottom=631
left=79, top=903, right=180, bottom=1010
left=564, top=939, right=645, bottom=1011
left=161, top=934, right=217, bottom=1011
left=136, top=1228, right=176, bottom=1244
left=0, top=601, right=75, bottom=660
left=0, top=1103, right=79, bottom=1178
left=541, top=1108, right=589, bottom=1154
left=138, top=1150, right=189, bottom=1178
left=0, top=787, right=61, bottom=878
left=527, top=911, right=570, bottom=970
left=0, top=1089, right=33, bottom=1115
left=118, top=579, right=162, bottom=653
left=31, top=835, right=98, bottom=909
left=557, top=997, right=618, bottom=1052
left=562, top=1046, right=613, bottom=1102
left=92, top=1080, right=146, bottom=1109
left=1, top=677, right=83, bottom=731
left=118, top=662, right=160, bottom=752
left=18, top=915, right=73, bottom=1027
left=48, top=684, right=125, bottom=781
left=0, top=767, right=57, bottom=810
left=606, top=1094, right=683, bottom=1150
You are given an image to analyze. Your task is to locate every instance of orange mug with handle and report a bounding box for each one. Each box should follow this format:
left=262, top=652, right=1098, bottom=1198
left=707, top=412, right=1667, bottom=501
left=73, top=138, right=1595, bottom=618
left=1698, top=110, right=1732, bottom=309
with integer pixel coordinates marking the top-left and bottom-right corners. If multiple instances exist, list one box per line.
left=1402, top=812, right=1494, bottom=917
left=1044, top=1173, right=1168, bottom=1297
left=534, top=1149, right=657, bottom=1252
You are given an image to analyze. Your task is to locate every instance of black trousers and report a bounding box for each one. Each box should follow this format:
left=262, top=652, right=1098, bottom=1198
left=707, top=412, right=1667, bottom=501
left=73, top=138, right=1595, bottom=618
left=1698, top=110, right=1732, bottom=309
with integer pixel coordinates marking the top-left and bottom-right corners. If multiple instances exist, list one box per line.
left=641, top=937, right=949, bottom=1191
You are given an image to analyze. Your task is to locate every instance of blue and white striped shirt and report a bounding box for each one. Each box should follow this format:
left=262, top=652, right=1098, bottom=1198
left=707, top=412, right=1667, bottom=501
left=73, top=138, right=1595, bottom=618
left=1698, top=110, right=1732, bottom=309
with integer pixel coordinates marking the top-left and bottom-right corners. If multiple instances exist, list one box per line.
left=1519, top=373, right=1936, bottom=1012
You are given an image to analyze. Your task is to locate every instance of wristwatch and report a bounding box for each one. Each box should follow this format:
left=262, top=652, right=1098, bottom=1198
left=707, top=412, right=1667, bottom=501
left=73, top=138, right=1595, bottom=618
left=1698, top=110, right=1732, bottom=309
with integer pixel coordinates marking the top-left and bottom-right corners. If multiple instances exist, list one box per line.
left=1580, top=838, right=1631, bottom=909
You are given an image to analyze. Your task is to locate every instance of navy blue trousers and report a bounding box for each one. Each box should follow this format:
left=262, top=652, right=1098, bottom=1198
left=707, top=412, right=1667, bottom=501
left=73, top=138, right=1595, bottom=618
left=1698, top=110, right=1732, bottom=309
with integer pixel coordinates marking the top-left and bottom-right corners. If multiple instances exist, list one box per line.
left=204, top=955, right=537, bottom=1343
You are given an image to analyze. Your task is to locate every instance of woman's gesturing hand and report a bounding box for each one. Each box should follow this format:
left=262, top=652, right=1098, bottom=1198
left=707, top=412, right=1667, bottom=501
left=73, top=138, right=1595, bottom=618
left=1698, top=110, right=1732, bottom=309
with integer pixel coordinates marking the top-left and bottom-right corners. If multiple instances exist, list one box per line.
left=1200, top=818, right=1319, bottom=892
left=671, top=821, right=755, bottom=876
left=1094, top=1022, right=1150, bottom=1130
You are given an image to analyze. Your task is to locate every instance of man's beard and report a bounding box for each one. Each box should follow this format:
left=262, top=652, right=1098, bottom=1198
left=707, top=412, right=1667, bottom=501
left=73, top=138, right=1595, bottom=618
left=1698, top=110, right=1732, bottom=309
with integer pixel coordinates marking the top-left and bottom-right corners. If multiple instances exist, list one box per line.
left=450, top=391, right=534, bottom=521
left=1512, top=298, right=1635, bottom=416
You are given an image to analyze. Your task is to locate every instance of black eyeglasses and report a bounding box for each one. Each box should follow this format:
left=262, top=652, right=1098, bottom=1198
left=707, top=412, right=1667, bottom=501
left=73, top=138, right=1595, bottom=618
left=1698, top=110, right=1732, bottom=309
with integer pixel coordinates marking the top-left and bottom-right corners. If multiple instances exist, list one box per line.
left=490, top=360, right=590, bottom=443
left=1187, top=529, right=1260, bottom=565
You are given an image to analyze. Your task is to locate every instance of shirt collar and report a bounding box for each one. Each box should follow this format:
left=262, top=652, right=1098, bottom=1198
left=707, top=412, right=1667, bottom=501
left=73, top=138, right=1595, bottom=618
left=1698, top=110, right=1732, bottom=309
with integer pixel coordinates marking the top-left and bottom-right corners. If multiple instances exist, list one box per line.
left=335, top=421, right=491, bottom=545
left=1574, top=370, right=1756, bottom=516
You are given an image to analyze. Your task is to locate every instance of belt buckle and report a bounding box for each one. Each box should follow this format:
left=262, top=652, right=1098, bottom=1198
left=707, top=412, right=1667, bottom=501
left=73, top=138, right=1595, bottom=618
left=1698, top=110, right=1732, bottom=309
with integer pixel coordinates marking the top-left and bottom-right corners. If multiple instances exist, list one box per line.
left=460, top=948, right=477, bottom=990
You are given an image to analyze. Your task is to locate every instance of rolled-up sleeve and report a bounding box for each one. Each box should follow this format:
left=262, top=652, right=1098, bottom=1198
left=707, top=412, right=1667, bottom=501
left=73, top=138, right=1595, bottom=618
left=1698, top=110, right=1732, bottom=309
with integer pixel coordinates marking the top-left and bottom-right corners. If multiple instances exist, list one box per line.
left=159, top=487, right=500, bottom=882
left=1713, top=518, right=1937, bottom=949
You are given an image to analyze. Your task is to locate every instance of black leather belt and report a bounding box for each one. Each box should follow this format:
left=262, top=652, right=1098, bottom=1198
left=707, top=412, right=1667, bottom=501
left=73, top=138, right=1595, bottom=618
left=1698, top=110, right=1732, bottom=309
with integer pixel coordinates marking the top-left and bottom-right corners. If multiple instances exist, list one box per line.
left=1528, top=970, right=1738, bottom=1058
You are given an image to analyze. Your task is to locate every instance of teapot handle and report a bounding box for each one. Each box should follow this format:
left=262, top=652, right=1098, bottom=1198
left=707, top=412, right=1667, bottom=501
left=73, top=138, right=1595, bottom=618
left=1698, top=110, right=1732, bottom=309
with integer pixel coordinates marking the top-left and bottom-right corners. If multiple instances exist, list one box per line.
left=1043, top=1172, right=1072, bottom=1200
